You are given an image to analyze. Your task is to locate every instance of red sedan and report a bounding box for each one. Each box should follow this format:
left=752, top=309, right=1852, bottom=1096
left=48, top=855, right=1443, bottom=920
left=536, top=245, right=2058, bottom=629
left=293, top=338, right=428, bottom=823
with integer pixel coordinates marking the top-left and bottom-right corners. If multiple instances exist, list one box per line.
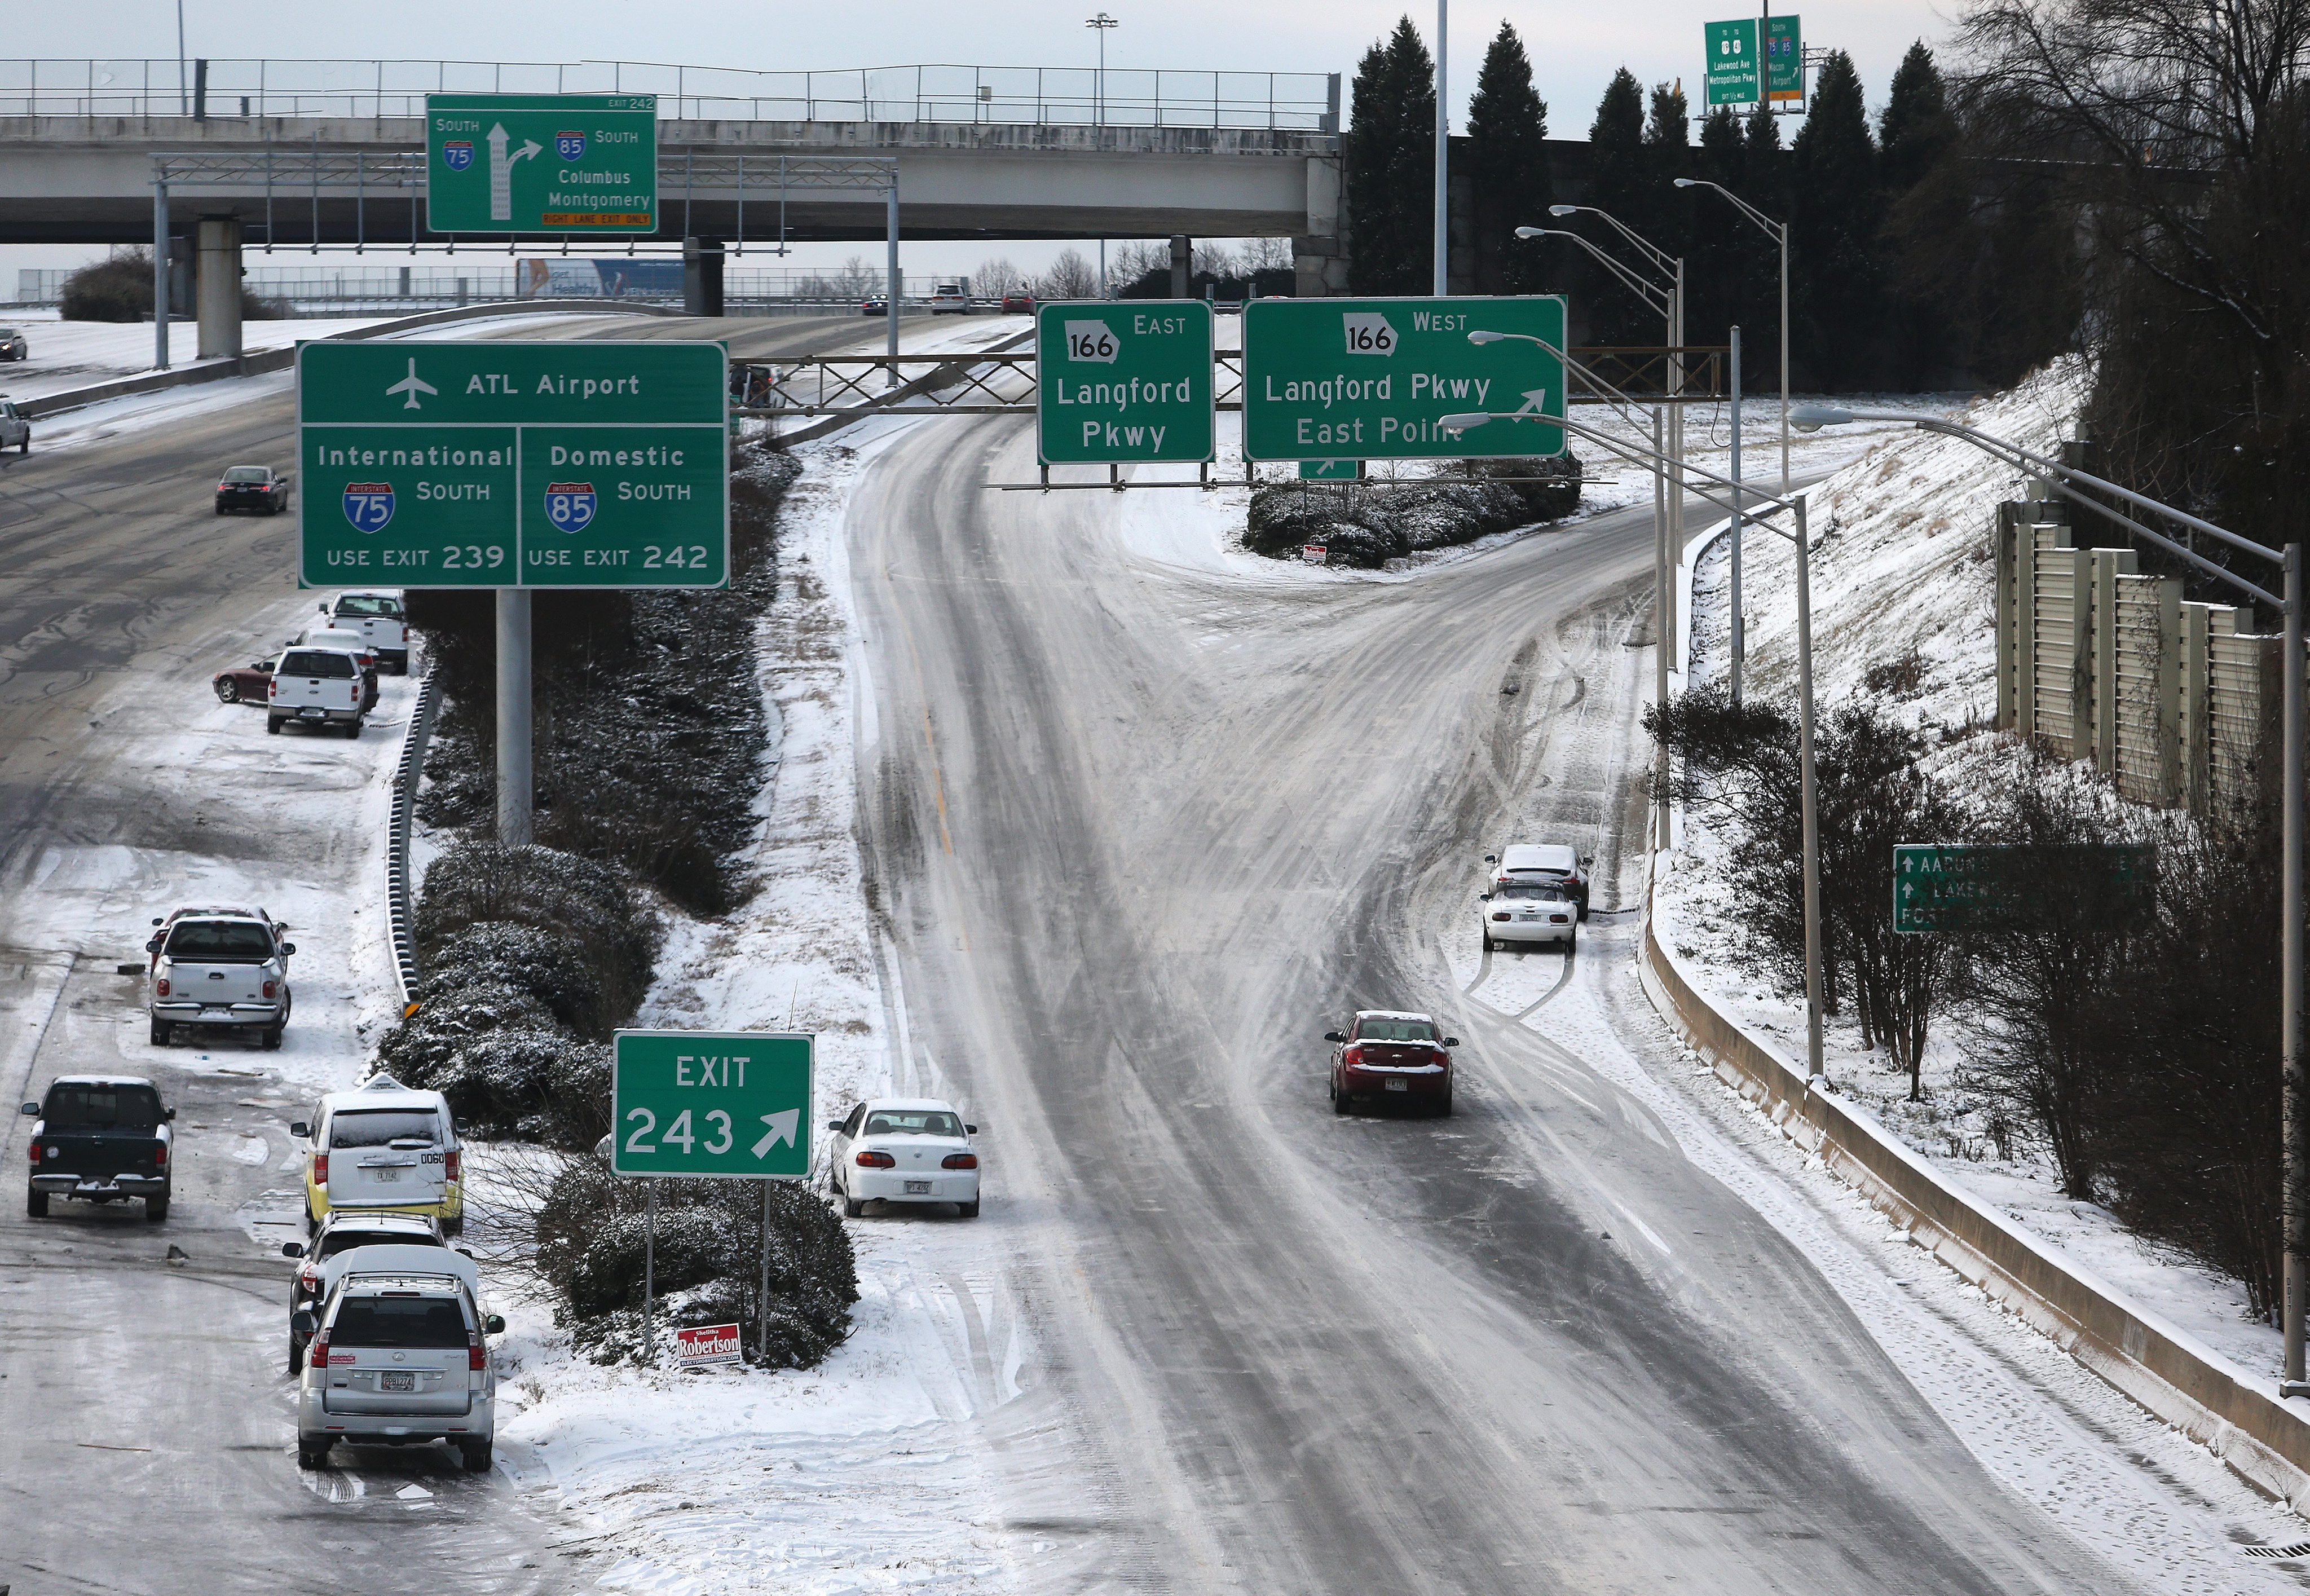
left=1000, top=291, right=1034, bottom=314
left=213, top=656, right=277, bottom=706
left=1326, top=1010, right=1458, bottom=1117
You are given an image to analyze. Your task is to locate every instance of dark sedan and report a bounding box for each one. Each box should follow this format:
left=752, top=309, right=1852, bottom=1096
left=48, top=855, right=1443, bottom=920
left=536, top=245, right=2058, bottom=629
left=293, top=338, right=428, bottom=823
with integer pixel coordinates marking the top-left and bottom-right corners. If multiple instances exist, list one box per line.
left=860, top=295, right=889, bottom=316
left=1000, top=292, right=1034, bottom=314
left=213, top=657, right=276, bottom=706
left=0, top=326, right=26, bottom=361
left=216, top=465, right=289, bottom=515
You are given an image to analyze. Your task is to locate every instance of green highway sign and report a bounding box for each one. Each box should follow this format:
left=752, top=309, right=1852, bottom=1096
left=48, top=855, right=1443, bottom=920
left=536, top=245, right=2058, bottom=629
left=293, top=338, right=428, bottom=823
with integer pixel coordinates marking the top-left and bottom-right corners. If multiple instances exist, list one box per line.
left=297, top=340, right=728, bottom=589
left=611, top=1030, right=814, bottom=1179
left=1704, top=20, right=1761, bottom=106
left=426, top=93, right=658, bottom=235
left=1241, top=296, right=1567, bottom=461
left=1299, top=458, right=1363, bottom=480
left=1766, top=15, right=1804, bottom=102
left=1035, top=299, right=1215, bottom=465
left=1893, top=844, right=2154, bottom=933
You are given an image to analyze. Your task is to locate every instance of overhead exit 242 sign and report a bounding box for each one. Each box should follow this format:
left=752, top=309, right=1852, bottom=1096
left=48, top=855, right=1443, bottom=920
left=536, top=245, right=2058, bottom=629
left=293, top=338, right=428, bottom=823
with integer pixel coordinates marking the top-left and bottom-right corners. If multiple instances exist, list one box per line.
left=611, top=1030, right=815, bottom=1179
left=1035, top=299, right=1215, bottom=465
left=426, top=92, right=658, bottom=235
left=1241, top=296, right=1566, bottom=461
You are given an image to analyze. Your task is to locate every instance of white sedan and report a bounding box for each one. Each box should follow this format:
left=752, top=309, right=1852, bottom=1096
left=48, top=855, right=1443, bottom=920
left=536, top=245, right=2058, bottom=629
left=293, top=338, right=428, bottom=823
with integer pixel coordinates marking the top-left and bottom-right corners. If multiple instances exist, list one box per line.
left=826, top=1097, right=981, bottom=1219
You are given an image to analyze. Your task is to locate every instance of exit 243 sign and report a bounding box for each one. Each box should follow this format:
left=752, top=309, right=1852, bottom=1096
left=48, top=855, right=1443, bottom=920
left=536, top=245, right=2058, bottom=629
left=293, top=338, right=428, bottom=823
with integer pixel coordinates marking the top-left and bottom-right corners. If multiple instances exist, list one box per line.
left=610, top=1030, right=814, bottom=1179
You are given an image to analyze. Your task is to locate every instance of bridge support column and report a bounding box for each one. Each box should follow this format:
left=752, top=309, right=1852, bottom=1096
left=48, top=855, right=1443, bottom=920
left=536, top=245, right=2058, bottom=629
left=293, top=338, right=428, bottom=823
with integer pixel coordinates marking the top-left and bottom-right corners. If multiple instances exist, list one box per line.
left=682, top=237, right=725, bottom=317
left=1294, top=235, right=1349, bottom=298
left=151, top=183, right=170, bottom=371
left=1170, top=235, right=1191, bottom=299
left=196, top=214, right=243, bottom=360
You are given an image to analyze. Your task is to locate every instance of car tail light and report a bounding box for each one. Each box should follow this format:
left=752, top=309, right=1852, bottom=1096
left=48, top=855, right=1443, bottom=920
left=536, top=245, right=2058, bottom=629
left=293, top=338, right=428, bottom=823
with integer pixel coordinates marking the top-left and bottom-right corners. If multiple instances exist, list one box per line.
left=267, top=678, right=278, bottom=700
left=942, top=1153, right=978, bottom=1169
left=468, top=1334, right=486, bottom=1372
left=445, top=1149, right=460, bottom=1182
left=310, top=1333, right=329, bottom=1369
left=262, top=978, right=277, bottom=999
left=155, top=1143, right=167, bottom=1167
left=1550, top=914, right=1570, bottom=924
left=856, top=1149, right=896, bottom=1168
left=299, top=1264, right=320, bottom=1292
left=1491, top=912, right=1511, bottom=922
left=1342, top=1046, right=1363, bottom=1066
left=27, top=1142, right=37, bottom=1164
left=156, top=976, right=171, bottom=997
left=314, top=1153, right=329, bottom=1184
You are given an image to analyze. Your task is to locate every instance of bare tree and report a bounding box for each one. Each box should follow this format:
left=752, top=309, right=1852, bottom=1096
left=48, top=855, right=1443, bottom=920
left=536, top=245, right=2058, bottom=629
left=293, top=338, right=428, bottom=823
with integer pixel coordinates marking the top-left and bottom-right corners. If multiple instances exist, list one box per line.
left=973, top=255, right=1026, bottom=294
left=1036, top=247, right=1101, bottom=301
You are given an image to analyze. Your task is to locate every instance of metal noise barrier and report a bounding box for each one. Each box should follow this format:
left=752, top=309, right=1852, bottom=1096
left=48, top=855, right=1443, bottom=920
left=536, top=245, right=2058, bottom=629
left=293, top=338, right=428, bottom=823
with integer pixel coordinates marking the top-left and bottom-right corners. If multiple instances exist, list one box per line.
left=387, top=671, right=440, bottom=1016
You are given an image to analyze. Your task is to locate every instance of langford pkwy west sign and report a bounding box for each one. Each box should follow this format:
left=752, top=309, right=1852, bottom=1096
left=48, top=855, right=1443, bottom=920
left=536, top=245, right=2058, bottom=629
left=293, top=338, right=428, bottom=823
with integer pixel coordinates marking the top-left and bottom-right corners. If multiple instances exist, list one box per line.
left=297, top=340, right=728, bottom=589
left=1240, top=296, right=1567, bottom=461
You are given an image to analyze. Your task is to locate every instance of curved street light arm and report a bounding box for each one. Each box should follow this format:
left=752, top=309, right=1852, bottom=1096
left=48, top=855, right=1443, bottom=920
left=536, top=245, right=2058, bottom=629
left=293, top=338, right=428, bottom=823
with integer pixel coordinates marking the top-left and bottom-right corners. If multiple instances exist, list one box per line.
left=1522, top=227, right=1671, bottom=317
left=1553, top=204, right=1678, bottom=276
left=1443, top=405, right=1803, bottom=540
left=1678, top=178, right=1786, bottom=243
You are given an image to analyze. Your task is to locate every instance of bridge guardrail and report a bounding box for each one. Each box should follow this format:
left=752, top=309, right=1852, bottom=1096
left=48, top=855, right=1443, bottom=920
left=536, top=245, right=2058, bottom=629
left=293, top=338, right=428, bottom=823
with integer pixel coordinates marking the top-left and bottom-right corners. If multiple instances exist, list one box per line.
left=0, top=58, right=1340, bottom=131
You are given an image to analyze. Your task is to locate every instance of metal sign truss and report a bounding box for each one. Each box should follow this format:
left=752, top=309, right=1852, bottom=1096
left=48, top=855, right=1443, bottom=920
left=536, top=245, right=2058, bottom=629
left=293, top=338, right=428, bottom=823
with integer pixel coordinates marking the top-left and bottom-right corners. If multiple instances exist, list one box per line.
left=733, top=346, right=1727, bottom=421
left=148, top=147, right=897, bottom=250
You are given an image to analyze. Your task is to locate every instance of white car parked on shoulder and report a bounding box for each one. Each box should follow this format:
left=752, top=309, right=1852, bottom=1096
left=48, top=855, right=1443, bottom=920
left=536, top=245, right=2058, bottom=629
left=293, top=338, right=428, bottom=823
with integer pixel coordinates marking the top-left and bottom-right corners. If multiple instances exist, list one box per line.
left=825, top=1097, right=980, bottom=1219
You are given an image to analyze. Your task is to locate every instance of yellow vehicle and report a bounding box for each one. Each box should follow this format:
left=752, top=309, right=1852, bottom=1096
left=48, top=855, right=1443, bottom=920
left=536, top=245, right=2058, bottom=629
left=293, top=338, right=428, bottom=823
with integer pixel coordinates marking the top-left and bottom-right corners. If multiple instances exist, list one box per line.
left=291, top=1077, right=464, bottom=1236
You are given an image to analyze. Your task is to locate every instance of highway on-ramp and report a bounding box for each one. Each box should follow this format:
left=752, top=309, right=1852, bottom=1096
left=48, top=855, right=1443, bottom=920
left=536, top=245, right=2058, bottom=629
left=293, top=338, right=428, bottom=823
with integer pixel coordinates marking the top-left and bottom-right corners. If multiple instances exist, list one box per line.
left=846, top=412, right=2158, bottom=1594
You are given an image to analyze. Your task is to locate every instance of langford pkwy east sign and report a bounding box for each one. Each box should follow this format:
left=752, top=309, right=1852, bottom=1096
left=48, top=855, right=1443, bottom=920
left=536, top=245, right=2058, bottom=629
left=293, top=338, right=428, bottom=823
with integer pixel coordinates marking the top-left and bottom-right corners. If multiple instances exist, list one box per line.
left=1240, top=296, right=1567, bottom=461
left=297, top=340, right=728, bottom=589
left=1035, top=299, right=1215, bottom=465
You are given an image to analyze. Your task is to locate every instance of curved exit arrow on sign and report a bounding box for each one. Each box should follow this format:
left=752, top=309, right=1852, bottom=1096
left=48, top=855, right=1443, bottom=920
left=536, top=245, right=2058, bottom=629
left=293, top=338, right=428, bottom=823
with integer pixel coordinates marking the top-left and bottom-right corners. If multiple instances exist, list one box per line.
left=752, top=1110, right=799, bottom=1158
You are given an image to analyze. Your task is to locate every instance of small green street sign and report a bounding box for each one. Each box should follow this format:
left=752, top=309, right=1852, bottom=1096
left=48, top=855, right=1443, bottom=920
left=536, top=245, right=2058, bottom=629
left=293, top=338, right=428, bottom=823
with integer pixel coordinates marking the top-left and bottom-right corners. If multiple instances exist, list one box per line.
left=1704, top=20, right=1761, bottom=107
left=426, top=93, right=658, bottom=235
left=1766, top=15, right=1805, bottom=102
left=1035, top=299, right=1215, bottom=465
left=1241, top=296, right=1567, bottom=461
left=1298, top=458, right=1362, bottom=480
left=297, top=340, right=728, bottom=589
left=1893, top=843, right=2154, bottom=933
left=611, top=1030, right=814, bottom=1179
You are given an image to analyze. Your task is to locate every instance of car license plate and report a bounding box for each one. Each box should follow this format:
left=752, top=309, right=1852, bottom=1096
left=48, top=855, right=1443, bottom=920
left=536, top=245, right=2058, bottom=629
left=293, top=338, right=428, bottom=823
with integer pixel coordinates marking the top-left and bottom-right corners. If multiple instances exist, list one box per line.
left=299, top=707, right=324, bottom=718
left=1385, top=1078, right=1409, bottom=1092
left=369, top=1167, right=402, bottom=1183
left=904, top=1180, right=932, bottom=1194
left=381, top=1372, right=414, bottom=1391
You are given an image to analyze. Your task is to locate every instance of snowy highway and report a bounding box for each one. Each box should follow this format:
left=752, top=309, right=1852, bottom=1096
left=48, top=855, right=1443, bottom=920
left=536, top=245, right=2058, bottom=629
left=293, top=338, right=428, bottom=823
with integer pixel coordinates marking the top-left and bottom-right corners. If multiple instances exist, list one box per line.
left=0, top=306, right=2293, bottom=1593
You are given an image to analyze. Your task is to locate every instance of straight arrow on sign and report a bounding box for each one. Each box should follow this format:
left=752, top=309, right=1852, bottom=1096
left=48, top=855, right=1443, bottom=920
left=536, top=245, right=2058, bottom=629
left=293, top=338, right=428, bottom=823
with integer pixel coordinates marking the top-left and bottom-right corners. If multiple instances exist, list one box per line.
left=752, top=1109, right=800, bottom=1159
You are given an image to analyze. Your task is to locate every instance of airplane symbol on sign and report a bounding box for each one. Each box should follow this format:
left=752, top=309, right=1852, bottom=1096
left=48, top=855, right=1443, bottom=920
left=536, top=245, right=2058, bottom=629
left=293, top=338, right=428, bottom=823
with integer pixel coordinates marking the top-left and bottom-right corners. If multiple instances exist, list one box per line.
left=386, top=358, right=438, bottom=411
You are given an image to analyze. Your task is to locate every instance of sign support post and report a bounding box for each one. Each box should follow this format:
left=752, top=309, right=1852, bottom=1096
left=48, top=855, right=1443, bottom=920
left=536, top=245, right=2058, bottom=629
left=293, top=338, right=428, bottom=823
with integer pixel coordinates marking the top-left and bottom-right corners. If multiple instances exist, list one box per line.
left=1729, top=324, right=1745, bottom=704
left=496, top=589, right=533, bottom=845
left=642, top=1180, right=658, bottom=1362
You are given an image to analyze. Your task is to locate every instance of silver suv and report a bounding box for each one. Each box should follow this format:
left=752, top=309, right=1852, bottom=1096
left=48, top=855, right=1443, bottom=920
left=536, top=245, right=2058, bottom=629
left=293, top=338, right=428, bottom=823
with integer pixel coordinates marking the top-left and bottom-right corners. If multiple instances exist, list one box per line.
left=293, top=1252, right=501, bottom=1472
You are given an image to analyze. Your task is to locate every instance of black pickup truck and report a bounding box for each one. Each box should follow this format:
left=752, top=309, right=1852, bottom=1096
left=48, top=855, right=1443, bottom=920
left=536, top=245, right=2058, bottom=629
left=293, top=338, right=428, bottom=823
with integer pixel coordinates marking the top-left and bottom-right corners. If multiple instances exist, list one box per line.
left=22, top=1075, right=175, bottom=1221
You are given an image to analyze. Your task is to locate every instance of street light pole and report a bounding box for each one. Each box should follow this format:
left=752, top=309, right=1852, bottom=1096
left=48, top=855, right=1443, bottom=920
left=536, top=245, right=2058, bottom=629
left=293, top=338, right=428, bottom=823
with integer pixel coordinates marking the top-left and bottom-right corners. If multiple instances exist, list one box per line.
left=1793, top=400, right=2305, bottom=1387
left=1729, top=324, right=1744, bottom=703
left=1674, top=177, right=1791, bottom=495
left=1086, top=13, right=1118, bottom=128
left=1434, top=0, right=1449, bottom=297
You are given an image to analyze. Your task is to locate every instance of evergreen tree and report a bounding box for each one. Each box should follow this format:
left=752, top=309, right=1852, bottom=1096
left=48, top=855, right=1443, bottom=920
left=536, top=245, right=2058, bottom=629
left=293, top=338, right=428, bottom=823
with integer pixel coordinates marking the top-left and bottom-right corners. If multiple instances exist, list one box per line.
left=1789, top=50, right=1884, bottom=389
left=1344, top=17, right=1436, bottom=294
left=1877, top=42, right=1961, bottom=386
left=1739, top=109, right=1792, bottom=394
left=1685, top=107, right=1751, bottom=365
left=1641, top=82, right=1696, bottom=337
left=1465, top=21, right=1553, bottom=295
left=1581, top=69, right=1652, bottom=343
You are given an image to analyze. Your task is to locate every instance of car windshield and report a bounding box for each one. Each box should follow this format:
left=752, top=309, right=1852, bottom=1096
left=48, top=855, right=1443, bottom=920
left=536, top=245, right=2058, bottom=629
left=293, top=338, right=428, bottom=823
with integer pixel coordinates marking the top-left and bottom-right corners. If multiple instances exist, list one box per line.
left=318, top=1227, right=440, bottom=1258
left=330, top=1295, right=469, bottom=1348
left=43, top=1084, right=162, bottom=1129
left=1356, top=1018, right=1438, bottom=1042
left=330, top=1109, right=441, bottom=1148
left=1496, top=883, right=1565, bottom=901
left=280, top=650, right=356, bottom=677
left=863, top=1109, right=965, bottom=1138
left=333, top=595, right=403, bottom=618
left=222, top=466, right=269, bottom=483
left=164, top=920, right=275, bottom=961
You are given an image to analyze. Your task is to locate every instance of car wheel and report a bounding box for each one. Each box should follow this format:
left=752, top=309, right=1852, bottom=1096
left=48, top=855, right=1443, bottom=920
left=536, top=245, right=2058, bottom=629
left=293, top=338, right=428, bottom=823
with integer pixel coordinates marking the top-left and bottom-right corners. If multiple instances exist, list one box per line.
left=289, top=1335, right=305, bottom=1375
left=261, top=1024, right=284, bottom=1051
left=958, top=1200, right=980, bottom=1219
left=1333, top=1080, right=1351, bottom=1116
left=145, top=1194, right=169, bottom=1222
left=218, top=679, right=240, bottom=703
left=460, top=1439, right=492, bottom=1473
left=1564, top=931, right=1576, bottom=956
left=839, top=1176, right=865, bottom=1220
left=266, top=715, right=282, bottom=735
left=297, top=1440, right=329, bottom=1471
left=150, top=1017, right=170, bottom=1047
left=1437, top=1089, right=1454, bottom=1118
left=345, top=720, right=362, bottom=739
left=1481, top=930, right=1495, bottom=953
left=27, top=1189, right=48, bottom=1219
left=444, top=1213, right=463, bottom=1238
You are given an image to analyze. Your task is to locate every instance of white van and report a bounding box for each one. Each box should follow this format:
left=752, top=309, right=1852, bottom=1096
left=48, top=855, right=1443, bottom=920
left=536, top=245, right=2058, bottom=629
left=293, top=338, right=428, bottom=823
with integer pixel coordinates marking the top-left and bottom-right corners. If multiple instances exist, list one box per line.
left=292, top=1075, right=465, bottom=1235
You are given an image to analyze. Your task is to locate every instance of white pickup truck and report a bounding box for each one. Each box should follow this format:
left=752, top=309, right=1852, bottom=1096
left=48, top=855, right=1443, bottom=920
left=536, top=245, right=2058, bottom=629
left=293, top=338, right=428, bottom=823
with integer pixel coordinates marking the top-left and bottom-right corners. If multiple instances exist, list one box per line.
left=147, top=909, right=294, bottom=1048
left=317, top=591, right=408, bottom=673
left=266, top=646, right=367, bottom=738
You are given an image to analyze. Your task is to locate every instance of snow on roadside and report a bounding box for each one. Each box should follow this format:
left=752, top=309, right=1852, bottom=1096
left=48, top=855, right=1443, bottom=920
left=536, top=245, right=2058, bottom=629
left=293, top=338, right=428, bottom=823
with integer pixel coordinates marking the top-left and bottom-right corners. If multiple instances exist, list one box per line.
left=1656, top=354, right=2290, bottom=1385
left=492, top=424, right=1033, bottom=1595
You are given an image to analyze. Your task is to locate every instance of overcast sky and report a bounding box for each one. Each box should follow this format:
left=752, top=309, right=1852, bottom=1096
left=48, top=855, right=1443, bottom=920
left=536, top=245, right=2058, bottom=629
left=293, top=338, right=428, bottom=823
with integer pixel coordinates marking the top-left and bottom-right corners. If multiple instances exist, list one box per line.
left=6, top=2, right=1969, bottom=279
